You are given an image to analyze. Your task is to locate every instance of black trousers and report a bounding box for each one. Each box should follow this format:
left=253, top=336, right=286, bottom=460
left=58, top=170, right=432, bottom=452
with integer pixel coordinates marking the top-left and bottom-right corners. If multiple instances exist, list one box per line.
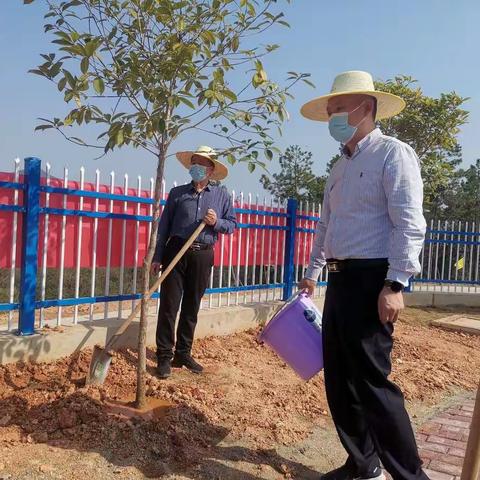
left=322, top=263, right=428, bottom=480
left=156, top=238, right=213, bottom=360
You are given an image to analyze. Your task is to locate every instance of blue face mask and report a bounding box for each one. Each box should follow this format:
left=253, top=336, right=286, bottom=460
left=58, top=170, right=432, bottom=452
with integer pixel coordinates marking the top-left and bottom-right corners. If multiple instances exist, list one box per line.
left=189, top=164, right=207, bottom=182
left=328, top=101, right=366, bottom=144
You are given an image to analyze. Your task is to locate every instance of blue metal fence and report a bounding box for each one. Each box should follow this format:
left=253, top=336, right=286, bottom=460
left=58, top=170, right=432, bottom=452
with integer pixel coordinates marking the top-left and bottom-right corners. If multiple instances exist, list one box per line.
left=0, top=158, right=325, bottom=334
left=1, top=158, right=479, bottom=336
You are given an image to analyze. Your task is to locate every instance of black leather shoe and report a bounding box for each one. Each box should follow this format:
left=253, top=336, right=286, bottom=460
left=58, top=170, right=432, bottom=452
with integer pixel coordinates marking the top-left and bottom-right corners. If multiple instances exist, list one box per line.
left=155, top=359, right=171, bottom=379
left=321, top=464, right=384, bottom=480
left=171, top=354, right=203, bottom=374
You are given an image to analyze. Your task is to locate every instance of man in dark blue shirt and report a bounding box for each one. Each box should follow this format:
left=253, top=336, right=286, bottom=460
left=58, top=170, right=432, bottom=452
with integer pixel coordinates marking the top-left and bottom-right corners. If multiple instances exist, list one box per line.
left=152, top=146, right=236, bottom=378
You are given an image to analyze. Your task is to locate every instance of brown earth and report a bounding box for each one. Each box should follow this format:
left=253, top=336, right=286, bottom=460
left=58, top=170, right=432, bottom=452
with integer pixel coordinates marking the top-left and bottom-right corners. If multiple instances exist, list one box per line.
left=0, top=306, right=479, bottom=479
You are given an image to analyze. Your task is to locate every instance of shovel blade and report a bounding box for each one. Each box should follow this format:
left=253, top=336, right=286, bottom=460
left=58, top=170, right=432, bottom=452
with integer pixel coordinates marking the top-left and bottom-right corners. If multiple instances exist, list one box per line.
left=85, top=345, right=113, bottom=385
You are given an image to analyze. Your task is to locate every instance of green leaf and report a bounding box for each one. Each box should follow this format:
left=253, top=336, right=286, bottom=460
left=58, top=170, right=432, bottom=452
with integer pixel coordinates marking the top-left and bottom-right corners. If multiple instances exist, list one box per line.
left=265, top=149, right=273, bottom=160
left=63, top=70, right=76, bottom=88
left=223, top=89, right=237, bottom=102
left=248, top=162, right=256, bottom=173
left=214, top=92, right=225, bottom=103
left=158, top=118, right=166, bottom=133
left=93, top=77, right=105, bottom=95
left=35, top=124, right=54, bottom=131
left=302, top=78, right=316, bottom=88
left=116, top=129, right=124, bottom=145
left=57, top=77, right=67, bottom=91
left=266, top=44, right=280, bottom=52
left=252, top=72, right=266, bottom=88
left=64, top=115, right=74, bottom=126
left=28, top=69, right=46, bottom=77
left=80, top=57, right=89, bottom=74
left=178, top=96, right=195, bottom=109
left=85, top=40, right=97, bottom=57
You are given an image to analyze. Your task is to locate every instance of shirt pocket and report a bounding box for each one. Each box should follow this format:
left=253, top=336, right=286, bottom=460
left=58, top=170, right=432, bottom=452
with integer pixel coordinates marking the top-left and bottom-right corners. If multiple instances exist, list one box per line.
left=353, top=168, right=384, bottom=206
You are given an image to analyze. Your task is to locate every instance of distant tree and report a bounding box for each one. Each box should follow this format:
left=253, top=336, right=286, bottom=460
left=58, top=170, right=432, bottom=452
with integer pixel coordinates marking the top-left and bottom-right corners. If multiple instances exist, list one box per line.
left=443, top=159, right=480, bottom=222
left=375, top=76, right=468, bottom=213
left=325, top=153, right=341, bottom=174
left=260, top=145, right=326, bottom=204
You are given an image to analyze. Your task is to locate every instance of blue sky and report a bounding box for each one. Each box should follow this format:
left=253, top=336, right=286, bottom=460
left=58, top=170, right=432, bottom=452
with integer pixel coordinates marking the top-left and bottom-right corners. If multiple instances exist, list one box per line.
left=1, top=1, right=479, bottom=195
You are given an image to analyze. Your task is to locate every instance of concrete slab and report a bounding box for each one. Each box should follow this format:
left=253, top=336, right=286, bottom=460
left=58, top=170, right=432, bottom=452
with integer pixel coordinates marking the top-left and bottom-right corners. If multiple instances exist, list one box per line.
left=432, top=314, right=480, bottom=335
left=431, top=293, right=480, bottom=308
left=405, top=292, right=435, bottom=307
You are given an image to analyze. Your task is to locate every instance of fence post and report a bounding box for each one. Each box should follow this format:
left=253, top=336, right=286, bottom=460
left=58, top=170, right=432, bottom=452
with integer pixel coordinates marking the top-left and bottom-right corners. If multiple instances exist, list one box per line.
left=282, top=198, right=297, bottom=300
left=18, top=157, right=41, bottom=336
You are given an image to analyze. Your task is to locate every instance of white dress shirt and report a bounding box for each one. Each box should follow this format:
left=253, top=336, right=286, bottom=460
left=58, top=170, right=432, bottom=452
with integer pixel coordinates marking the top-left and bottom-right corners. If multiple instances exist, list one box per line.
left=304, top=128, right=426, bottom=286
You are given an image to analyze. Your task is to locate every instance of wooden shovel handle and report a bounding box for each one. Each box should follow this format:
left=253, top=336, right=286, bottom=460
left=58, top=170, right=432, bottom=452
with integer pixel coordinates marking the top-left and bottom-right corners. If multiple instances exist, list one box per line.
left=104, top=221, right=207, bottom=351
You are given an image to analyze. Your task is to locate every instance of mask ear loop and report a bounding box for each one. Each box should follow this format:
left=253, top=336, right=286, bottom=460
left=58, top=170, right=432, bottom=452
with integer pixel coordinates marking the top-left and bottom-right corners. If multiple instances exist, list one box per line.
left=349, top=100, right=369, bottom=129
left=327, top=100, right=366, bottom=120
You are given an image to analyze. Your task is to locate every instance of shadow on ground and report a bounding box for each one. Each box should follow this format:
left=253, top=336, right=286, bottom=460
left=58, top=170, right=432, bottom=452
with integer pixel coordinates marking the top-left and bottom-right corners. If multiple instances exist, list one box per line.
left=0, top=388, right=320, bottom=479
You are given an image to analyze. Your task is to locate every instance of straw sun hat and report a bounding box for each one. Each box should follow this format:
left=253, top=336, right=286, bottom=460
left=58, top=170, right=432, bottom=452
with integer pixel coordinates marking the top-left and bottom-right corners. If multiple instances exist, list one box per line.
left=176, top=145, right=229, bottom=181
left=300, top=70, right=406, bottom=121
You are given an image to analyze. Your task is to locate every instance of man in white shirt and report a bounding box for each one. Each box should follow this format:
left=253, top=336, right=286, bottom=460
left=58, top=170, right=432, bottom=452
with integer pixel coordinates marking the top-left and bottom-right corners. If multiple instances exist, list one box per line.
left=299, top=71, right=428, bottom=480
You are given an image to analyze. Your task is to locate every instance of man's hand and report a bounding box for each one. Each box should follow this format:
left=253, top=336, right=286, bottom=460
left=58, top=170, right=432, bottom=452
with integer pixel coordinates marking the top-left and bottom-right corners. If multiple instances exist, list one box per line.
left=151, top=262, right=161, bottom=276
left=299, top=278, right=316, bottom=297
left=204, top=208, right=217, bottom=226
left=378, top=287, right=404, bottom=324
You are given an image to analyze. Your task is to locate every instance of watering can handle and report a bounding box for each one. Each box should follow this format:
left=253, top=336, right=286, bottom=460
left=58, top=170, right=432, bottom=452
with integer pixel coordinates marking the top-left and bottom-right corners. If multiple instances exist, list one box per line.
left=269, top=289, right=303, bottom=322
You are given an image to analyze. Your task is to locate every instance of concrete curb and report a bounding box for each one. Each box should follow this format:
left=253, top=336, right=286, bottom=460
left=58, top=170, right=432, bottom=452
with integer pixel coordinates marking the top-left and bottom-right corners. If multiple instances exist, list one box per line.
left=1, top=299, right=325, bottom=365
left=406, top=292, right=480, bottom=308
left=2, top=290, right=479, bottom=365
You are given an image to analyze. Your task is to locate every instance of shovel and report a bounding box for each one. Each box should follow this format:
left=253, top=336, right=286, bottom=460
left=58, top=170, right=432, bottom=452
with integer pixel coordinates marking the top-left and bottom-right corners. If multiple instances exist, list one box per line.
left=85, top=221, right=207, bottom=385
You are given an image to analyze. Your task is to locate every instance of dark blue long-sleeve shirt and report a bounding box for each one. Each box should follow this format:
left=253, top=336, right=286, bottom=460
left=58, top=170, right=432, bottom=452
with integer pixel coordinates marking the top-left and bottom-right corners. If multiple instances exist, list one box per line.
left=153, top=182, right=237, bottom=263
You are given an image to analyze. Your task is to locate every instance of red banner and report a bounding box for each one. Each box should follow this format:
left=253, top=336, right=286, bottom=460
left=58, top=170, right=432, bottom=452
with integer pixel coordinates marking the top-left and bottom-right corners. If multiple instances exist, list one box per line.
left=0, top=173, right=316, bottom=270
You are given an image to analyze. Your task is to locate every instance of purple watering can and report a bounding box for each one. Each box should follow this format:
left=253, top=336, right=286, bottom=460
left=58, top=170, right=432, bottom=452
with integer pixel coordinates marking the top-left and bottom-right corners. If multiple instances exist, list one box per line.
left=258, top=291, right=324, bottom=381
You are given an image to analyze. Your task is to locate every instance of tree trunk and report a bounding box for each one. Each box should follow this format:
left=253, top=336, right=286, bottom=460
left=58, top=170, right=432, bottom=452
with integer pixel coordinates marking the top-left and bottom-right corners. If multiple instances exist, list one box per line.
left=135, top=146, right=167, bottom=409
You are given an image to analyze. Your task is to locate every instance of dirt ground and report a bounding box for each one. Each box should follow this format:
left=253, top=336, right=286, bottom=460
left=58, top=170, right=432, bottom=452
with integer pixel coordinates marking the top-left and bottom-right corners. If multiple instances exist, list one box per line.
left=0, top=306, right=479, bottom=480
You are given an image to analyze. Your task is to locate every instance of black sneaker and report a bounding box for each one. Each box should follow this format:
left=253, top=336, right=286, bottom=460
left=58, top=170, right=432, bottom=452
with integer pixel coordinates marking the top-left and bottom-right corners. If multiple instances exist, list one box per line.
left=172, top=354, right=203, bottom=374
left=155, top=359, right=171, bottom=379
left=321, top=465, right=384, bottom=480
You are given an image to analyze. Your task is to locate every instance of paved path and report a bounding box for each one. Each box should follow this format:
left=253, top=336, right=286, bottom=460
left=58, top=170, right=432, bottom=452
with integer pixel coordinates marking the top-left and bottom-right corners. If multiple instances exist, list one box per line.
left=417, top=398, right=475, bottom=480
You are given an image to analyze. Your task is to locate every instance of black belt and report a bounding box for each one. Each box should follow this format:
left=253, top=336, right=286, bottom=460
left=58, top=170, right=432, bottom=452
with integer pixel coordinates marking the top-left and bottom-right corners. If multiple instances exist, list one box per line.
left=170, top=237, right=213, bottom=251
left=326, top=258, right=388, bottom=273
left=189, top=242, right=213, bottom=251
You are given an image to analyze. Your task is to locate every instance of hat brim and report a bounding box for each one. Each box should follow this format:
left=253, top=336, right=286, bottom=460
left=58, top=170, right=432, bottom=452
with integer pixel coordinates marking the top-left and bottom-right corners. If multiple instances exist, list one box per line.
left=300, top=91, right=406, bottom=122
left=176, top=151, right=229, bottom=181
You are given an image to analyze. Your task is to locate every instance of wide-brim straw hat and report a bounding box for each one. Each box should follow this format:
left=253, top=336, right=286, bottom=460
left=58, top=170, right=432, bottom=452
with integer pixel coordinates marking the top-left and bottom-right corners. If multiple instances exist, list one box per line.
left=300, top=70, right=406, bottom=121
left=176, top=145, right=229, bottom=181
